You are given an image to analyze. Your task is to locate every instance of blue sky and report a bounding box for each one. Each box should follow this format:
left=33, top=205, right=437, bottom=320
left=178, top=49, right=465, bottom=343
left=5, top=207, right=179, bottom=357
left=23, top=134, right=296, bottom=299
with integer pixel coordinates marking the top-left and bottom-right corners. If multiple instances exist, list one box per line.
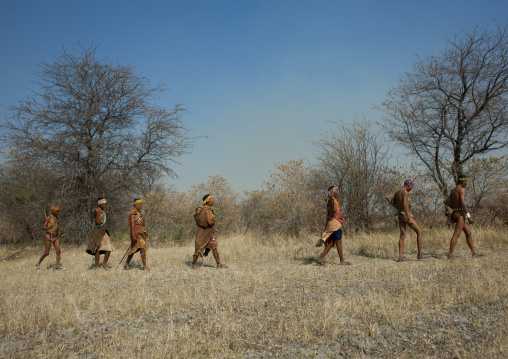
left=1, top=0, right=507, bottom=193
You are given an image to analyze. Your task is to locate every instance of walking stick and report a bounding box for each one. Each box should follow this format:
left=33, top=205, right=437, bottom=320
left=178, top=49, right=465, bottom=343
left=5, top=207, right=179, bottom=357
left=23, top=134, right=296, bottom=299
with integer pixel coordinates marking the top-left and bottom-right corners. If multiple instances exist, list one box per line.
left=117, top=245, right=131, bottom=267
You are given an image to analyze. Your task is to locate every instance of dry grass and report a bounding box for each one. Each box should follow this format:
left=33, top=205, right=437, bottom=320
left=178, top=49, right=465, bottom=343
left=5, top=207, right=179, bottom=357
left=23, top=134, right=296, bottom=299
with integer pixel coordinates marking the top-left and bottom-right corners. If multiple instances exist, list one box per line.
left=0, top=226, right=507, bottom=358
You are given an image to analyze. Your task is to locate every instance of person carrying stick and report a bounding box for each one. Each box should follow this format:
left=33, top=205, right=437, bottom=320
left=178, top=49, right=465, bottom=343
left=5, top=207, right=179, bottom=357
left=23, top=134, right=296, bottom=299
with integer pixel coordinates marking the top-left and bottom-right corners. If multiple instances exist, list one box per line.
left=36, top=205, right=64, bottom=270
left=124, top=198, right=149, bottom=270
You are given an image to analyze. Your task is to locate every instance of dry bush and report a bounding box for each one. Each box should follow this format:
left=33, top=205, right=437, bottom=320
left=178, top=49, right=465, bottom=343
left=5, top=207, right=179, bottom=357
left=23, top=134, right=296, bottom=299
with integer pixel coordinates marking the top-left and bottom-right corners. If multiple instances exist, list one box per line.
left=244, top=159, right=323, bottom=237
left=143, top=189, right=195, bottom=242
left=465, top=156, right=508, bottom=225
left=0, top=226, right=506, bottom=358
left=0, top=157, right=60, bottom=244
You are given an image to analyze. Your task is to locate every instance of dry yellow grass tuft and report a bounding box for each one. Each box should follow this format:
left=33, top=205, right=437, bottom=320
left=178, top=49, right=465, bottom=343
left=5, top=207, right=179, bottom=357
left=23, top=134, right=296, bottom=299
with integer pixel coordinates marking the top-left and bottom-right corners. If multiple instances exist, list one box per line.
left=1, top=226, right=507, bottom=358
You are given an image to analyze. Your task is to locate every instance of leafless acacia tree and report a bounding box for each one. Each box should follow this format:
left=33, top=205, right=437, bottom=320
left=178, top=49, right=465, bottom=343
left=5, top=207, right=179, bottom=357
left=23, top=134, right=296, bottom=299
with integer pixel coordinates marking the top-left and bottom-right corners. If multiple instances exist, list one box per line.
left=379, top=23, right=508, bottom=196
left=1, top=44, right=192, bottom=240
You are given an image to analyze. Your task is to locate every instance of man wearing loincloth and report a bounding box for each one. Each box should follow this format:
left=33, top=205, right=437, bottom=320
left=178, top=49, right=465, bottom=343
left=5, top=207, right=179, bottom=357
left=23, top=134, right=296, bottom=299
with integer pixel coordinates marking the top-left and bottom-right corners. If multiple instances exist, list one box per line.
left=191, top=194, right=228, bottom=269
left=316, top=186, right=350, bottom=265
left=86, top=198, right=114, bottom=269
left=36, top=205, right=64, bottom=270
left=124, top=198, right=149, bottom=270
left=447, top=175, right=483, bottom=259
left=393, top=180, right=428, bottom=262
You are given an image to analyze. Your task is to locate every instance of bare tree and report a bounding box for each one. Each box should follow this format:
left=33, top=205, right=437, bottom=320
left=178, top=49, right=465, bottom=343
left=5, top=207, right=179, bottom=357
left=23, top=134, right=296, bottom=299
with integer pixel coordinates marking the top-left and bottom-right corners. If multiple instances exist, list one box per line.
left=314, top=118, right=391, bottom=231
left=379, top=23, right=508, bottom=196
left=1, top=44, right=192, bottom=241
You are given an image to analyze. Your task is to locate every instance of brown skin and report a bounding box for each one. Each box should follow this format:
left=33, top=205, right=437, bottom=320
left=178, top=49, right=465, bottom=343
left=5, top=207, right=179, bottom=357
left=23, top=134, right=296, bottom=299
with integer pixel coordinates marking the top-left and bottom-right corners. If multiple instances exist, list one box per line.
left=394, top=183, right=423, bottom=260
left=318, top=191, right=349, bottom=264
left=448, top=180, right=482, bottom=258
left=93, top=202, right=111, bottom=269
left=125, top=201, right=148, bottom=269
left=38, top=208, right=62, bottom=268
left=192, top=197, right=227, bottom=268
left=319, top=237, right=347, bottom=263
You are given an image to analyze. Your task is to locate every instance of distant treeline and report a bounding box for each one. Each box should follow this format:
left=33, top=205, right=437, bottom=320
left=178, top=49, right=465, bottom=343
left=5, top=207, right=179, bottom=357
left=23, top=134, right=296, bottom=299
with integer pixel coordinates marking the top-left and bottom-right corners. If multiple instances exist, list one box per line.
left=1, top=156, right=507, bottom=245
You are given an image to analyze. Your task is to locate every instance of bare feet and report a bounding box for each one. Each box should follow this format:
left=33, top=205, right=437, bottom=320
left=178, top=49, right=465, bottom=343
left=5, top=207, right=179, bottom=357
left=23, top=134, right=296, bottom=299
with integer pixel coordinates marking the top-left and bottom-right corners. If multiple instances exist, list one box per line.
left=339, top=260, right=351, bottom=265
left=417, top=253, right=431, bottom=260
left=191, top=263, right=198, bottom=269
left=124, top=264, right=131, bottom=270
left=317, top=258, right=325, bottom=266
left=447, top=253, right=455, bottom=259
left=472, top=252, right=484, bottom=258
left=397, top=257, right=410, bottom=262
left=216, top=263, right=228, bottom=269
left=143, top=266, right=150, bottom=271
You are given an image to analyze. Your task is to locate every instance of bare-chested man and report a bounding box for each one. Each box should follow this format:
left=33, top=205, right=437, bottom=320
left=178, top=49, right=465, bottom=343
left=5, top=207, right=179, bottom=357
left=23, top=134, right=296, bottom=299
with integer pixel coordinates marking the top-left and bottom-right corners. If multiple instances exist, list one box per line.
left=36, top=205, right=64, bottom=270
left=191, top=194, right=228, bottom=269
left=447, top=175, right=483, bottom=259
left=393, top=180, right=428, bottom=262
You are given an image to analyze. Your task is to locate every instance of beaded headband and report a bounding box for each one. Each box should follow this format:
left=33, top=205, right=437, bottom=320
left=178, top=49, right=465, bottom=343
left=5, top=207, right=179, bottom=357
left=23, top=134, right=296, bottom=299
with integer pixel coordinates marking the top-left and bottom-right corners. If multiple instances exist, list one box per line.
left=203, top=195, right=213, bottom=205
left=328, top=186, right=339, bottom=198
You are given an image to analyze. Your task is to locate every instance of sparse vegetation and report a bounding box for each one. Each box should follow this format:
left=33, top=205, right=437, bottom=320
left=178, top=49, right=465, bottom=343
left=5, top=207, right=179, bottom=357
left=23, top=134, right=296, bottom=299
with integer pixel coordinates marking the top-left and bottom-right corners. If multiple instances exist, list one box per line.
left=1, top=227, right=506, bottom=358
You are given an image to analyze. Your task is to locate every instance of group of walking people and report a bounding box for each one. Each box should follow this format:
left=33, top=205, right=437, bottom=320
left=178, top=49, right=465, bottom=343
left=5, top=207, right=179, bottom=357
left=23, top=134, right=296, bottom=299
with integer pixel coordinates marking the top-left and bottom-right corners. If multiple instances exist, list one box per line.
left=35, top=194, right=228, bottom=271
left=314, top=175, right=483, bottom=265
left=35, top=176, right=482, bottom=271
left=36, top=198, right=150, bottom=270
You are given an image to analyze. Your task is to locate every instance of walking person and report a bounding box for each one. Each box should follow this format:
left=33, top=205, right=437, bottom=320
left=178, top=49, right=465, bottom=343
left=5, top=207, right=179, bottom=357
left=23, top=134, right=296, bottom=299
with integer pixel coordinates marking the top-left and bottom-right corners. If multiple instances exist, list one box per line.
left=86, top=197, right=114, bottom=269
left=447, top=175, right=483, bottom=259
left=36, top=205, right=64, bottom=270
left=316, top=186, right=350, bottom=266
left=191, top=194, right=228, bottom=269
left=124, top=198, right=149, bottom=270
left=393, top=180, right=429, bottom=262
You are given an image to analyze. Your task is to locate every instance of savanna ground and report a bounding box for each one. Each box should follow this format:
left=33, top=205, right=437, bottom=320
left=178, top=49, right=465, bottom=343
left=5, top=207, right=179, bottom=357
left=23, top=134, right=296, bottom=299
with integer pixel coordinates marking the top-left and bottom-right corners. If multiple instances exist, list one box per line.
left=1, top=226, right=507, bottom=358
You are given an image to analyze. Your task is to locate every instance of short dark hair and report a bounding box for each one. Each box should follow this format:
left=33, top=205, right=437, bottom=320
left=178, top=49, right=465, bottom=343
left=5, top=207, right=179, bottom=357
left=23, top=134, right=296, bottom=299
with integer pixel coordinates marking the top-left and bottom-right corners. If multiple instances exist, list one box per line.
left=202, top=194, right=212, bottom=202
left=328, top=186, right=337, bottom=191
